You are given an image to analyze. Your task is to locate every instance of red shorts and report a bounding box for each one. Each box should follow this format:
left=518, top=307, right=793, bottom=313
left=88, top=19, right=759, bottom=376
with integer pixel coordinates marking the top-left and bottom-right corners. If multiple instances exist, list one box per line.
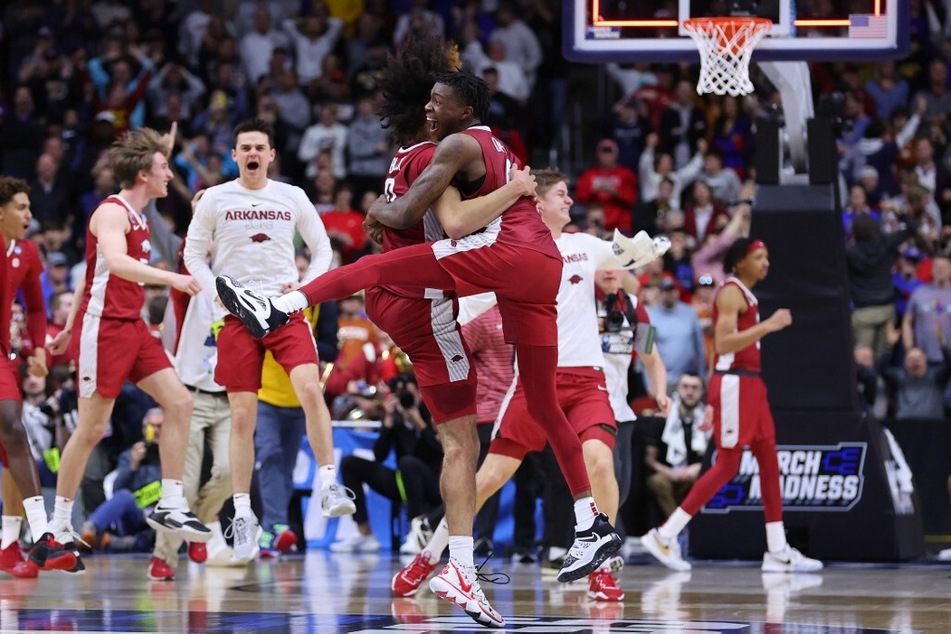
left=216, top=312, right=318, bottom=393
left=0, top=360, right=20, bottom=402
left=490, top=367, right=617, bottom=460
left=73, top=313, right=173, bottom=399
left=365, top=288, right=477, bottom=424
left=433, top=239, right=560, bottom=347
left=709, top=372, right=775, bottom=451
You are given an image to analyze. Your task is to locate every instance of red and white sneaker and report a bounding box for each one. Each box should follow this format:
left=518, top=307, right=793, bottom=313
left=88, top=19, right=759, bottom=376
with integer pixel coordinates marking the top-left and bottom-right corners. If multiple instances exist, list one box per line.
left=429, top=559, right=505, bottom=629
left=148, top=556, right=176, bottom=581
left=28, top=533, right=77, bottom=572
left=0, top=542, right=39, bottom=578
left=588, top=570, right=625, bottom=601
left=188, top=541, right=207, bottom=564
left=391, top=551, right=439, bottom=597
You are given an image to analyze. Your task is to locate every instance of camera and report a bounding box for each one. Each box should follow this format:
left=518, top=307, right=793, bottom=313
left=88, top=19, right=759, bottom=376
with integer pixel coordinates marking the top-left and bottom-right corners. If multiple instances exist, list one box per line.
left=602, top=294, right=626, bottom=333
left=398, top=390, right=417, bottom=409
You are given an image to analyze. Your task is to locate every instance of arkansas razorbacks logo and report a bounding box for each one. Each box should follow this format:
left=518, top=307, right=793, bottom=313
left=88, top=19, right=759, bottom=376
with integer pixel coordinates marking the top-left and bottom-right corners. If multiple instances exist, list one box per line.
left=250, top=233, right=271, bottom=243
left=568, top=274, right=583, bottom=285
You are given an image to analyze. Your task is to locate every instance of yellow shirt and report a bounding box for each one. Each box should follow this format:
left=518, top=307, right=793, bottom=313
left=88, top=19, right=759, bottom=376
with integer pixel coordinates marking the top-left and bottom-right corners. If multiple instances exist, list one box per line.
left=258, top=306, right=319, bottom=408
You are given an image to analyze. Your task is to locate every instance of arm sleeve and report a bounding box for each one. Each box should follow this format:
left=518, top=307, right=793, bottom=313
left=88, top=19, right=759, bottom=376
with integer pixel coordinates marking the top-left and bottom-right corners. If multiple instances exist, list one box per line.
left=182, top=190, right=218, bottom=298
left=314, top=301, right=339, bottom=362
left=296, top=190, right=333, bottom=283
left=23, top=247, right=48, bottom=351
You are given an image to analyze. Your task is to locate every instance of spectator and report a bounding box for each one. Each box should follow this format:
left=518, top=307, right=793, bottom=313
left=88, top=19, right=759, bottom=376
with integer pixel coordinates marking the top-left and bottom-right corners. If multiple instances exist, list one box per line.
left=854, top=344, right=887, bottom=419
left=393, top=0, right=446, bottom=45
left=912, top=59, right=951, bottom=118
left=638, top=134, right=705, bottom=210
left=482, top=67, right=529, bottom=164
left=147, top=63, right=207, bottom=122
left=324, top=294, right=380, bottom=401
left=847, top=214, right=912, bottom=356
left=690, top=197, right=752, bottom=288
left=893, top=247, right=924, bottom=321
left=39, top=252, right=73, bottom=310
left=239, top=7, right=290, bottom=87
left=709, top=97, right=753, bottom=180
left=87, top=45, right=155, bottom=133
left=854, top=99, right=924, bottom=198
left=321, top=182, right=367, bottom=264
left=699, top=150, right=743, bottom=205
left=647, top=277, right=707, bottom=387
left=178, top=0, right=217, bottom=68
left=880, top=327, right=951, bottom=421
left=29, top=154, right=76, bottom=226
left=1, top=86, right=46, bottom=179
left=574, top=139, right=638, bottom=233
left=903, top=254, right=951, bottom=368
left=268, top=68, right=312, bottom=158
left=299, top=104, right=348, bottom=180
left=633, top=177, right=675, bottom=237
left=346, top=95, right=391, bottom=200
left=283, top=12, right=345, bottom=88
left=462, top=38, right=530, bottom=104
left=683, top=181, right=729, bottom=246
left=865, top=61, right=909, bottom=120
left=645, top=374, right=709, bottom=520
left=605, top=97, right=652, bottom=174
left=842, top=184, right=881, bottom=243
left=330, top=374, right=443, bottom=552
left=45, top=291, right=75, bottom=369
left=659, top=80, right=708, bottom=169
left=487, top=1, right=543, bottom=93
left=910, top=137, right=951, bottom=219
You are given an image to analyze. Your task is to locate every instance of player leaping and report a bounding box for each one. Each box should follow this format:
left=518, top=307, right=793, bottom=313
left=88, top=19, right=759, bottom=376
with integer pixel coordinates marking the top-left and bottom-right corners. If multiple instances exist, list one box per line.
left=217, top=72, right=667, bottom=587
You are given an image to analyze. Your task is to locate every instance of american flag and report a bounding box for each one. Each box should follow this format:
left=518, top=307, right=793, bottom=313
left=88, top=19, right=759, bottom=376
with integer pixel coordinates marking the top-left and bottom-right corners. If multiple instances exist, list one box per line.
left=848, top=14, right=888, bottom=39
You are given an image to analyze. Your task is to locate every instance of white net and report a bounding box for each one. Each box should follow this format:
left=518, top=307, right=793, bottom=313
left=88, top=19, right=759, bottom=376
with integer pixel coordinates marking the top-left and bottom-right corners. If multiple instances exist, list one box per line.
left=683, top=18, right=772, bottom=96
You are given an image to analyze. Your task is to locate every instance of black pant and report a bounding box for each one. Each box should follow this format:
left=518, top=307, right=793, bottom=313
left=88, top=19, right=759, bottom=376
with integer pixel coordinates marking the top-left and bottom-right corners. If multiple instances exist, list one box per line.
left=474, top=423, right=501, bottom=541
left=512, top=452, right=543, bottom=552
left=340, top=454, right=440, bottom=525
left=540, top=445, right=574, bottom=551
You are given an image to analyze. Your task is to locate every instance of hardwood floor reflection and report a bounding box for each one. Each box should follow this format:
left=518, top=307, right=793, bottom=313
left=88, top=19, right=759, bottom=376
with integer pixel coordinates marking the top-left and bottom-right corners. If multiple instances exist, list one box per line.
left=1, top=551, right=949, bottom=632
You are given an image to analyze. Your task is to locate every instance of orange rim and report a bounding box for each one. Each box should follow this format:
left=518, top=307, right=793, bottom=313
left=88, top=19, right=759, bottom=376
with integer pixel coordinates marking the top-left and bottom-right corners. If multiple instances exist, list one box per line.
left=683, top=17, right=772, bottom=56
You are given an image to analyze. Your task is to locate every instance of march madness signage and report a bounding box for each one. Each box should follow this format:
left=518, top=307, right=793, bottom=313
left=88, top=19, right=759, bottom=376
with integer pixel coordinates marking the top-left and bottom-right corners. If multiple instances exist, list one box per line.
left=701, top=442, right=867, bottom=513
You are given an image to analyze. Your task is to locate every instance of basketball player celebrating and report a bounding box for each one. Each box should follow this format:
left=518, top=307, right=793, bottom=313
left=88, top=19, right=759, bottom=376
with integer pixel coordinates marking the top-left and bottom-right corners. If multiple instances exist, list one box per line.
left=48, top=127, right=212, bottom=572
left=183, top=118, right=355, bottom=563
left=642, top=238, right=823, bottom=573
left=218, top=73, right=666, bottom=588
left=0, top=177, right=76, bottom=575
left=391, top=170, right=670, bottom=603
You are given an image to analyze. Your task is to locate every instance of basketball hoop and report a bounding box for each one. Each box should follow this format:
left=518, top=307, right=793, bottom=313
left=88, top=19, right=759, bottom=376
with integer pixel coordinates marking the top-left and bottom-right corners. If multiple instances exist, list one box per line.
left=683, top=17, right=772, bottom=96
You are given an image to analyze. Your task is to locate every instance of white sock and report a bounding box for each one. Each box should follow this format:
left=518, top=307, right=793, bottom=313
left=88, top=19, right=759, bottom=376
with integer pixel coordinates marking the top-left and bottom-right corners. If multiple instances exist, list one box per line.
left=160, top=479, right=185, bottom=508
left=658, top=507, right=692, bottom=542
left=207, top=521, right=226, bottom=553
left=766, top=521, right=787, bottom=553
left=1, top=516, right=22, bottom=550
left=448, top=535, right=474, bottom=570
left=318, top=465, right=337, bottom=488
left=52, top=496, right=74, bottom=534
left=273, top=290, right=308, bottom=314
left=24, top=496, right=48, bottom=540
left=573, top=497, right=599, bottom=531
left=423, top=518, right=450, bottom=561
left=233, top=493, right=252, bottom=516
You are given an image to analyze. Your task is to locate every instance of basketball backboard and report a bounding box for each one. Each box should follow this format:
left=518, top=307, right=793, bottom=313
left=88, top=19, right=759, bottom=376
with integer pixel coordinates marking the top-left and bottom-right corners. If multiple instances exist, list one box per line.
left=565, top=0, right=908, bottom=63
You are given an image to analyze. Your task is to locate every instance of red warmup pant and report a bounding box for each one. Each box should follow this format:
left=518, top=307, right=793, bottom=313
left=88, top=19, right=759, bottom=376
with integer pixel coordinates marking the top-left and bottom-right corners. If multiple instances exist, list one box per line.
left=678, top=437, right=784, bottom=522
left=297, top=242, right=593, bottom=498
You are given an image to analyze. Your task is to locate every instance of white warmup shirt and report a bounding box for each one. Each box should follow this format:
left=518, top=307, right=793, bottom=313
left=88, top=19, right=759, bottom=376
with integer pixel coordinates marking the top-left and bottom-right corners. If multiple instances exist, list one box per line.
left=175, top=293, right=226, bottom=393
left=184, top=179, right=332, bottom=300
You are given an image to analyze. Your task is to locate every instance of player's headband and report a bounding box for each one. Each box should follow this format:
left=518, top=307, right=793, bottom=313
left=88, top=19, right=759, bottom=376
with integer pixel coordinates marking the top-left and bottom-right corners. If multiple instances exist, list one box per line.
left=746, top=239, right=767, bottom=256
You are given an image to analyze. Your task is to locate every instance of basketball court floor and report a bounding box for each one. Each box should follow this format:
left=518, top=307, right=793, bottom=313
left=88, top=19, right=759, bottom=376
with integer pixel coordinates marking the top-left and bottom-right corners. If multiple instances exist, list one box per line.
left=2, top=551, right=949, bottom=633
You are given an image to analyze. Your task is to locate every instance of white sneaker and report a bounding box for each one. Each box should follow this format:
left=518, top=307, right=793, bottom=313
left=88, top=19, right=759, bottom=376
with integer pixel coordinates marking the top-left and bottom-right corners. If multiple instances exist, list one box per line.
left=321, top=482, right=357, bottom=517
left=641, top=528, right=692, bottom=572
left=612, top=229, right=672, bottom=269
left=429, top=559, right=505, bottom=628
left=556, top=513, right=622, bottom=582
left=215, top=275, right=289, bottom=339
left=938, top=547, right=951, bottom=561
left=761, top=546, right=823, bottom=572
left=226, top=515, right=262, bottom=563
left=399, top=515, right=433, bottom=555
left=330, top=532, right=381, bottom=553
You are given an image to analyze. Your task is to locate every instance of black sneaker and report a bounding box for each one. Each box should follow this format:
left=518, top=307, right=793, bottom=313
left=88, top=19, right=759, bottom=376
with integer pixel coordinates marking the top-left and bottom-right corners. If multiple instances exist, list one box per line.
left=59, top=541, right=86, bottom=575
left=147, top=503, right=212, bottom=542
left=556, top=513, right=622, bottom=583
left=28, top=533, right=77, bottom=571
left=215, top=275, right=289, bottom=339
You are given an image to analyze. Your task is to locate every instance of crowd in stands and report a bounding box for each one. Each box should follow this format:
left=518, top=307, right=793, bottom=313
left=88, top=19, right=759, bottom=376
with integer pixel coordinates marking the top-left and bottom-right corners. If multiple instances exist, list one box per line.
left=4, top=0, right=951, bottom=556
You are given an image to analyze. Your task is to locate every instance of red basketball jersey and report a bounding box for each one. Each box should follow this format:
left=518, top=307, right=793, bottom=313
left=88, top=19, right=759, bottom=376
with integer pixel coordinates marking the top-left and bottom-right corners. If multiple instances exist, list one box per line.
left=381, top=141, right=438, bottom=252
left=80, top=195, right=153, bottom=320
left=458, top=126, right=559, bottom=259
left=0, top=239, right=10, bottom=358
left=712, top=276, right=761, bottom=373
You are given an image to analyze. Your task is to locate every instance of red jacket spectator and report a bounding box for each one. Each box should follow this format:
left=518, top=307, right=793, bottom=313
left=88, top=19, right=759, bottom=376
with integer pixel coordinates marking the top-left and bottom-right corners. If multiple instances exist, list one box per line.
left=575, top=139, right=638, bottom=233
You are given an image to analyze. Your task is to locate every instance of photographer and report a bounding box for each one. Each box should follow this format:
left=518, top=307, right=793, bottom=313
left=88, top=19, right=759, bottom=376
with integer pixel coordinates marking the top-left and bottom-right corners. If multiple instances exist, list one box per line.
left=330, top=374, right=443, bottom=552
left=79, top=409, right=165, bottom=552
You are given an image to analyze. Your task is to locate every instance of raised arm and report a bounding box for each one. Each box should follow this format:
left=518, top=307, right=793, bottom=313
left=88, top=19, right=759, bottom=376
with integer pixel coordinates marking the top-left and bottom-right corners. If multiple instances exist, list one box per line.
left=433, top=166, right=536, bottom=239
left=368, top=133, right=483, bottom=230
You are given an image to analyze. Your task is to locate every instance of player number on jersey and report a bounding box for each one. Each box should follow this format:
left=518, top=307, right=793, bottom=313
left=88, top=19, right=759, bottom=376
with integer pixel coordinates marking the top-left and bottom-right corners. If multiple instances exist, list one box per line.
left=384, top=177, right=396, bottom=203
